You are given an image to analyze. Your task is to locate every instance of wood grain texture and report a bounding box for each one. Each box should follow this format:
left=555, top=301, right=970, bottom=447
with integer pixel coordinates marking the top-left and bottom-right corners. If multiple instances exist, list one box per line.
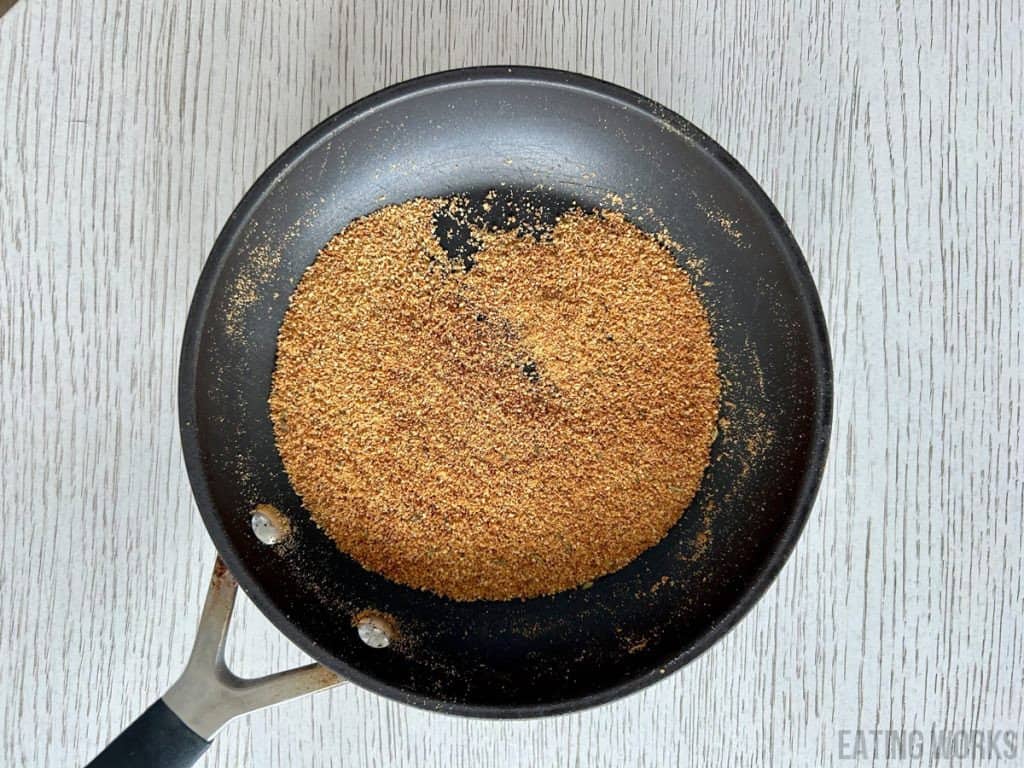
left=1, top=0, right=1021, bottom=765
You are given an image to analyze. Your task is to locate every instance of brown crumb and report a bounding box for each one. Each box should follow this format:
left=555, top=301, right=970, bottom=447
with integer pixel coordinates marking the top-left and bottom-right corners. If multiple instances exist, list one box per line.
left=270, top=197, right=720, bottom=600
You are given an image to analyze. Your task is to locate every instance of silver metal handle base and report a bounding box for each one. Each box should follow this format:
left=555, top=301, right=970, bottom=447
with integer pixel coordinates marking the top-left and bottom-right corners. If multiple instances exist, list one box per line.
left=162, top=557, right=345, bottom=739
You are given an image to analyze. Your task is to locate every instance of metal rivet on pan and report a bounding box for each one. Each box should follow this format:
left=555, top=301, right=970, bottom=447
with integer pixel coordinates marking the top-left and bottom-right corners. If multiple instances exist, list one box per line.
left=251, top=504, right=289, bottom=545
left=356, top=615, right=393, bottom=649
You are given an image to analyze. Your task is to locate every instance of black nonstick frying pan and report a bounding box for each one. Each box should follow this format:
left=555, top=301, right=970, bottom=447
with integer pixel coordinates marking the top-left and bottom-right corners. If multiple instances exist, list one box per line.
left=88, top=67, right=832, bottom=767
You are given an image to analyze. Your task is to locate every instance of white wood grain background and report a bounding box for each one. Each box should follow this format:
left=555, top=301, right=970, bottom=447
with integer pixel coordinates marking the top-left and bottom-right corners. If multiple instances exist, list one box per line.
left=1, top=1, right=1022, bottom=765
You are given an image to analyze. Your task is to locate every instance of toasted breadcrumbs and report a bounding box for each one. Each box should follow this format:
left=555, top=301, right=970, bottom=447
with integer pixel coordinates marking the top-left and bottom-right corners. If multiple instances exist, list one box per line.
left=270, top=197, right=719, bottom=601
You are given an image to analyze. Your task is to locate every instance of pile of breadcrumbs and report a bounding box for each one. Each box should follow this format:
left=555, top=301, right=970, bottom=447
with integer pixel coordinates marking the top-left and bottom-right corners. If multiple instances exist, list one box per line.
left=270, top=197, right=719, bottom=601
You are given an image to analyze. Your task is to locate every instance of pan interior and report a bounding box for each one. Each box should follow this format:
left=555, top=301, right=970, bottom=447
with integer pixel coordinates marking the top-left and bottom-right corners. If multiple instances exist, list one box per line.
left=180, top=69, right=831, bottom=715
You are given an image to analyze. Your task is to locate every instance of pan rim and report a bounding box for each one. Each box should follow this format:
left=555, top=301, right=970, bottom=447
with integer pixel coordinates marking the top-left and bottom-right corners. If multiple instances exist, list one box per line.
left=178, top=65, right=833, bottom=718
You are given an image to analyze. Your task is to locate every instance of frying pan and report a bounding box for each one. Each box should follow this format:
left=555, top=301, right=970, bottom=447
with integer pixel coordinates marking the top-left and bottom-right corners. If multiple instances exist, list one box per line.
left=87, top=67, right=832, bottom=767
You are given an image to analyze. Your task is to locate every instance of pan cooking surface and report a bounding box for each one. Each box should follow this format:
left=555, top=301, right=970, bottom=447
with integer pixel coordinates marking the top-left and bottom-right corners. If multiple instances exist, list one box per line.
left=179, top=67, right=832, bottom=715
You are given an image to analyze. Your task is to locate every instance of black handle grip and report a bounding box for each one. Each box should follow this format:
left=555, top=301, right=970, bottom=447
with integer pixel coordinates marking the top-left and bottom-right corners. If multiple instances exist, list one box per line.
left=85, top=699, right=211, bottom=768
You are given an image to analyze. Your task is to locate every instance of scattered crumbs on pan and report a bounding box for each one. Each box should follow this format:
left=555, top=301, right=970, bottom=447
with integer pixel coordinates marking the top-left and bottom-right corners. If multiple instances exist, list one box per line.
left=223, top=245, right=280, bottom=340
left=648, top=574, right=672, bottom=595
left=684, top=254, right=704, bottom=276
left=698, top=202, right=746, bottom=245
left=627, top=638, right=649, bottom=654
left=603, top=191, right=624, bottom=207
left=232, top=453, right=256, bottom=500
left=614, top=624, right=654, bottom=655
left=683, top=506, right=715, bottom=562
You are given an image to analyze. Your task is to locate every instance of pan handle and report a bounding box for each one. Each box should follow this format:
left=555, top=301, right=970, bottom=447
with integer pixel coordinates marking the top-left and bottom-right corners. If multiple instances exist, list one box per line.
left=85, top=557, right=344, bottom=767
left=83, top=699, right=210, bottom=768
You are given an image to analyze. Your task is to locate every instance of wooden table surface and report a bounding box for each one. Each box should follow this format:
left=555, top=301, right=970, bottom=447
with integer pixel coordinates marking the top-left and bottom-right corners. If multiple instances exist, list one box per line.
left=2, top=1, right=1021, bottom=765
